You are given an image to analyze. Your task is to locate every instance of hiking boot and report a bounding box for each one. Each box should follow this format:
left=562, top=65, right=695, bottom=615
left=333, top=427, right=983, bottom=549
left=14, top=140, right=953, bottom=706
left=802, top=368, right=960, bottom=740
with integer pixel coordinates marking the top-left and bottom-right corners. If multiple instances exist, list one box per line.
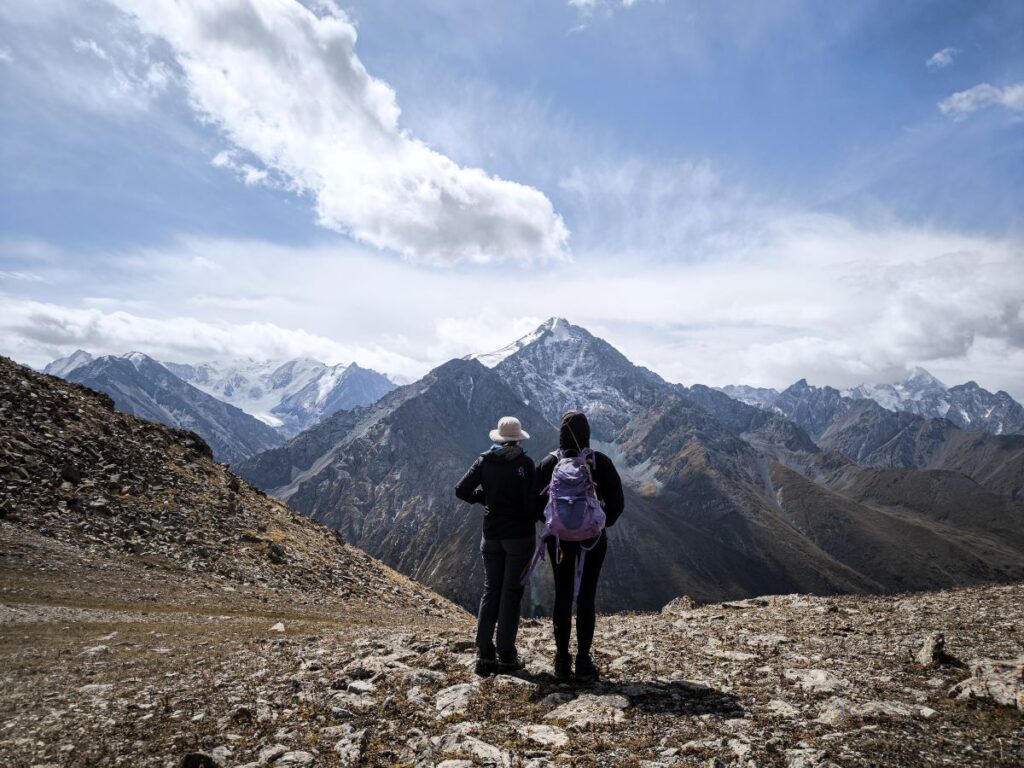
left=474, top=657, right=498, bottom=677
left=575, top=654, right=600, bottom=682
left=553, top=652, right=573, bottom=681
left=496, top=655, right=525, bottom=673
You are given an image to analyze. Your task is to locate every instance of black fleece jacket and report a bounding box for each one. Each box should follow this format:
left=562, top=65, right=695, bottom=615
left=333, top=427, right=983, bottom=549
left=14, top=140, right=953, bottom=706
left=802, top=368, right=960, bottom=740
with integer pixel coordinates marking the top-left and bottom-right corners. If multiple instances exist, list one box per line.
left=454, top=444, right=538, bottom=540
left=533, top=411, right=625, bottom=528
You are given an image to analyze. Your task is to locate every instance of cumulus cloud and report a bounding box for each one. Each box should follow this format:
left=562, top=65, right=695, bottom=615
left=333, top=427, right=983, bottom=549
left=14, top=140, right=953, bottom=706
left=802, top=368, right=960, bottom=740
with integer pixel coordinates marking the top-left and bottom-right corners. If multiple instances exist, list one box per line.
left=925, top=47, right=957, bottom=71
left=939, top=82, right=1024, bottom=118
left=108, top=0, right=569, bottom=265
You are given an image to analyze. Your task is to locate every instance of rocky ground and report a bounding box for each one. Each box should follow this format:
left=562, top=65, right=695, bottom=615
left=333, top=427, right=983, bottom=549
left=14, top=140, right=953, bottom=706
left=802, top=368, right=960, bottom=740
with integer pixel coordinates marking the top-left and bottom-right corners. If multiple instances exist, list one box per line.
left=2, top=357, right=1023, bottom=767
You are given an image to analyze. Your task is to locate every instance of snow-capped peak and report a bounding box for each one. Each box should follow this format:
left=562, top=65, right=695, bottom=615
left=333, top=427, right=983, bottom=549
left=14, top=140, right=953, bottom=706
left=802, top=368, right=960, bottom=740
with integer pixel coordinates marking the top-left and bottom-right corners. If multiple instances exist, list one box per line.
left=902, top=366, right=947, bottom=391
left=468, top=318, right=588, bottom=368
left=43, top=349, right=95, bottom=377
left=123, top=351, right=153, bottom=369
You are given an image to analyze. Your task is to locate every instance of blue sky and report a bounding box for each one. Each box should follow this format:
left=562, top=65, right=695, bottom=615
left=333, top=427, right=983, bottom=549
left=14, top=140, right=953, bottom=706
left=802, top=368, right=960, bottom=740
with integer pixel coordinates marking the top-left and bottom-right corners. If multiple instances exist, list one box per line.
left=2, top=0, right=1023, bottom=397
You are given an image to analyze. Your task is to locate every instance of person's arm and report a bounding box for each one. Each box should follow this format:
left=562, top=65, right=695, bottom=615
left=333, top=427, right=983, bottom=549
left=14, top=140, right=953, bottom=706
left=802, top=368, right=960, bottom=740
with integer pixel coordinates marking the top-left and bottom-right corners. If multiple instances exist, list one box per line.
left=454, top=458, right=485, bottom=505
left=533, top=454, right=555, bottom=521
left=595, top=452, right=625, bottom=526
left=521, top=456, right=537, bottom=521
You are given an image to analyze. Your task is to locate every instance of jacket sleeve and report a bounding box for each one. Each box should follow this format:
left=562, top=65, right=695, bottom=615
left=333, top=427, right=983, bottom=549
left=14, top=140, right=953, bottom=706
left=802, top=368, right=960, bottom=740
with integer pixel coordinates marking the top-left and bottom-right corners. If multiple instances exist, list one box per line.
left=533, top=454, right=555, bottom=521
left=522, top=456, right=537, bottom=522
left=595, top=452, right=625, bottom=527
left=454, top=458, right=485, bottom=506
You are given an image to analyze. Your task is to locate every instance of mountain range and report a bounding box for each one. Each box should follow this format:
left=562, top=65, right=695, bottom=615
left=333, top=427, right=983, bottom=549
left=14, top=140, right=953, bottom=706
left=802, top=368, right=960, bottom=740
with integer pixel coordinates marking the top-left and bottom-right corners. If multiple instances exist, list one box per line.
left=237, top=319, right=1024, bottom=612
left=43, top=350, right=396, bottom=462
left=721, top=366, right=1024, bottom=436
left=5, top=351, right=1022, bottom=766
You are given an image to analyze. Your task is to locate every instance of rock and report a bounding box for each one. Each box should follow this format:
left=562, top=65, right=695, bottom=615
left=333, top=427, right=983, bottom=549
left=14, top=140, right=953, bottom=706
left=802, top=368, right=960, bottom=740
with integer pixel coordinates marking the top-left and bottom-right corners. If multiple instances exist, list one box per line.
left=435, top=683, right=479, bottom=718
left=493, top=674, right=538, bottom=691
left=518, top=724, right=569, bottom=748
left=538, top=692, right=573, bottom=708
left=435, top=761, right=474, bottom=768
left=178, top=754, right=222, bottom=768
left=786, top=748, right=827, bottom=767
left=270, top=622, right=285, bottom=633
left=257, top=744, right=288, bottom=764
left=80, top=644, right=110, bottom=656
left=816, top=697, right=850, bottom=725
left=661, top=595, right=697, bottom=615
left=915, top=632, right=950, bottom=667
left=332, top=725, right=369, bottom=764
left=950, top=657, right=1024, bottom=709
left=437, top=731, right=508, bottom=766
left=722, top=598, right=768, bottom=609
left=267, top=541, right=288, bottom=564
left=275, top=752, right=314, bottom=766
left=545, top=693, right=630, bottom=730
left=766, top=699, right=800, bottom=718
left=818, top=697, right=916, bottom=725
left=704, top=649, right=757, bottom=661
left=784, top=668, right=848, bottom=693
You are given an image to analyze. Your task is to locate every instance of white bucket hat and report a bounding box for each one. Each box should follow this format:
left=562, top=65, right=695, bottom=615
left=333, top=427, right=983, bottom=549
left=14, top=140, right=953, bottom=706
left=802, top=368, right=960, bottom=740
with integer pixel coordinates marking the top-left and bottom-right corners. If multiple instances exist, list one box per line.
left=489, top=416, right=530, bottom=443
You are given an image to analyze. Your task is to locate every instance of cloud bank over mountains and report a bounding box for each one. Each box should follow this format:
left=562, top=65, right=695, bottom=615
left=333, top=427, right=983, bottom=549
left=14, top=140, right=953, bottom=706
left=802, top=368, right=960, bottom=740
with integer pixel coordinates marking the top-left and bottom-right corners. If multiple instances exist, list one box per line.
left=1, top=0, right=1022, bottom=398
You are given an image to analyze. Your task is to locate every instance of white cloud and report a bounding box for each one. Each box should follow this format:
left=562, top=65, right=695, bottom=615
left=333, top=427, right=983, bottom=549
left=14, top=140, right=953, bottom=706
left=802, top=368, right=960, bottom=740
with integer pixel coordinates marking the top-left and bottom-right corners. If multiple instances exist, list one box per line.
left=939, top=82, right=1024, bottom=118
left=0, top=298, right=422, bottom=377
left=0, top=45, right=12, bottom=63
left=4, top=214, right=1023, bottom=400
left=925, top=47, right=956, bottom=71
left=108, top=0, right=569, bottom=266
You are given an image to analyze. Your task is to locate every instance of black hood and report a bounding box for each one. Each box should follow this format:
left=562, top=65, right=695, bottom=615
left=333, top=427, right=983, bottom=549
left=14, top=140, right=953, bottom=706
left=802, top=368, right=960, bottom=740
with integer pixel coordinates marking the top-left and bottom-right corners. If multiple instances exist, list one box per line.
left=559, top=411, right=591, bottom=451
left=482, top=444, right=524, bottom=462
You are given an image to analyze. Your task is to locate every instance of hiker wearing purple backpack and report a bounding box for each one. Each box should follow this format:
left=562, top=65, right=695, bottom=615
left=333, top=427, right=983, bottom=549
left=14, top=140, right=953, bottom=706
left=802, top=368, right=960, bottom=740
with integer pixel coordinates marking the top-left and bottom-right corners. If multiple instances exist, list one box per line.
left=454, top=416, right=538, bottom=676
left=532, top=411, right=624, bottom=681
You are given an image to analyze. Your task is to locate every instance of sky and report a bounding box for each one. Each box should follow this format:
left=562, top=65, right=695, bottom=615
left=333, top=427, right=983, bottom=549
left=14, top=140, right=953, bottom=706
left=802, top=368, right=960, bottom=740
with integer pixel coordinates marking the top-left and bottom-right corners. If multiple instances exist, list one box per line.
left=2, top=0, right=1023, bottom=398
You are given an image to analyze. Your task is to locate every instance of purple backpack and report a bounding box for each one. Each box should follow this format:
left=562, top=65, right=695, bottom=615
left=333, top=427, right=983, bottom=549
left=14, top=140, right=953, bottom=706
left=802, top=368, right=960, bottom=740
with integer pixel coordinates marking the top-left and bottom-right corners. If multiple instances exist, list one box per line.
left=522, top=448, right=606, bottom=597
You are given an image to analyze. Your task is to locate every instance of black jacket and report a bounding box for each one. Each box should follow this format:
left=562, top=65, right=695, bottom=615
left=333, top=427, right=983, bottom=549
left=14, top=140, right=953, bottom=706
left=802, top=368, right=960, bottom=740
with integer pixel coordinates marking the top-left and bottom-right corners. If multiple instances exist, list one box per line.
left=455, top=445, right=538, bottom=540
left=533, top=410, right=625, bottom=527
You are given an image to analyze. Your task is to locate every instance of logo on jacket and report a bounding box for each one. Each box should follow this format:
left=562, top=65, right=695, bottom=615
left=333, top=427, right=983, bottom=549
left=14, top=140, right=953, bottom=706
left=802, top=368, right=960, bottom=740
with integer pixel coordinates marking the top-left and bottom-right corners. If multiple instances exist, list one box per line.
left=518, top=467, right=525, bottom=477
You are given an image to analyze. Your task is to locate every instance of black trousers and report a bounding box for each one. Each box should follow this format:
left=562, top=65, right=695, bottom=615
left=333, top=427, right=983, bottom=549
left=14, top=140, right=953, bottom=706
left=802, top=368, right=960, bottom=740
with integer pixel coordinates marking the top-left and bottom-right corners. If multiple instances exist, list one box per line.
left=546, top=531, right=608, bottom=657
left=477, top=536, right=535, bottom=660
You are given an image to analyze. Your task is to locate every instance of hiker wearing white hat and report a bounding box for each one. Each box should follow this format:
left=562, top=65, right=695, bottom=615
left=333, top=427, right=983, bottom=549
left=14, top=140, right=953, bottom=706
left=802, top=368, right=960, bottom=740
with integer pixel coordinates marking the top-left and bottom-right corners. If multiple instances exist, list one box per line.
left=455, top=416, right=538, bottom=676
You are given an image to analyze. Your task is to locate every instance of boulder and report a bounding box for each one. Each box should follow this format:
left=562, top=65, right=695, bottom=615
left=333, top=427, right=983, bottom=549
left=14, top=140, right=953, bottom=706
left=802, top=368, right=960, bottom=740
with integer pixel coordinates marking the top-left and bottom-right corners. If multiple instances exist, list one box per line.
left=950, top=657, right=1024, bottom=710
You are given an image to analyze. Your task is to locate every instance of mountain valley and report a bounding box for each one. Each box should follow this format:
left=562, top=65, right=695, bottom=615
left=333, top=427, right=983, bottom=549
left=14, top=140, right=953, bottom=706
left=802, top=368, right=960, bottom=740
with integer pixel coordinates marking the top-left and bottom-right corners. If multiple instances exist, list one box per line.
left=2, top=354, right=1022, bottom=767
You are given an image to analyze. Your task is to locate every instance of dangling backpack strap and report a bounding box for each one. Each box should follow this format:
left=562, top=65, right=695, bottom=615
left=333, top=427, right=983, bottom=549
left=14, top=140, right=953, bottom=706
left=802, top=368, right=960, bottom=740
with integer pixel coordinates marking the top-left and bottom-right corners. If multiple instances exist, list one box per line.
left=573, top=549, right=586, bottom=599
left=520, top=529, right=549, bottom=586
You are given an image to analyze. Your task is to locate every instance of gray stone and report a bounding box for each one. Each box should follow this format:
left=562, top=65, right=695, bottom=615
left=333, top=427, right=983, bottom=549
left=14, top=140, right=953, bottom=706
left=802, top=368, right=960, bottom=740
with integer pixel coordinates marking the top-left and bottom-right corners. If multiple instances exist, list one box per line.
left=275, top=752, right=314, bottom=767
left=518, top=724, right=569, bottom=748
left=784, top=668, right=848, bottom=693
left=544, top=693, right=630, bottom=730
left=950, top=657, right=1024, bottom=710
left=435, top=683, right=479, bottom=718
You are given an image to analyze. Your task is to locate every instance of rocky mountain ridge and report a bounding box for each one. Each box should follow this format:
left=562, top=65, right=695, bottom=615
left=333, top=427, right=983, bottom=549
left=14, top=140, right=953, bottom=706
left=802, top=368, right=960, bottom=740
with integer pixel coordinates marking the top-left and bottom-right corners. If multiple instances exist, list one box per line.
left=65, top=352, right=285, bottom=464
left=2, top=353, right=1023, bottom=767
left=238, top=320, right=1024, bottom=615
left=723, top=368, right=1024, bottom=437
